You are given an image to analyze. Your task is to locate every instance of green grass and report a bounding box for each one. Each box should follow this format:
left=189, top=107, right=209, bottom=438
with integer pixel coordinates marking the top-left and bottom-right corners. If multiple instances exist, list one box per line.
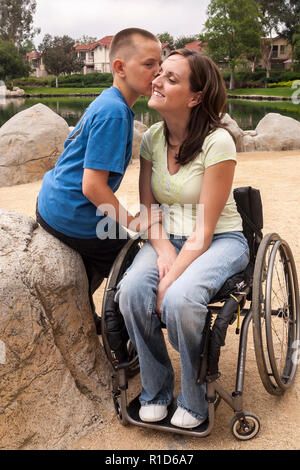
left=22, top=85, right=295, bottom=98
left=22, top=87, right=105, bottom=95
left=228, top=87, right=295, bottom=97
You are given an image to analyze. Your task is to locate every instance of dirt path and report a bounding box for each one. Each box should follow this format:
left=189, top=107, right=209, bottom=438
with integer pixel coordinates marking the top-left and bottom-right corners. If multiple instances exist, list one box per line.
left=1, top=150, right=300, bottom=450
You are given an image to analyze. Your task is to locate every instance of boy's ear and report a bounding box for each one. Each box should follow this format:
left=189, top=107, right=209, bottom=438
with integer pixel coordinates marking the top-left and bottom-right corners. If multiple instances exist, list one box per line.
left=113, top=58, right=126, bottom=78
left=188, top=91, right=203, bottom=108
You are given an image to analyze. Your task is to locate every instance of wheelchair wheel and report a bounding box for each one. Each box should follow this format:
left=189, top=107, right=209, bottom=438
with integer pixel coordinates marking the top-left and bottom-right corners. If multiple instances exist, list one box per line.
left=101, top=236, right=144, bottom=377
left=231, top=412, right=260, bottom=440
left=252, top=233, right=300, bottom=395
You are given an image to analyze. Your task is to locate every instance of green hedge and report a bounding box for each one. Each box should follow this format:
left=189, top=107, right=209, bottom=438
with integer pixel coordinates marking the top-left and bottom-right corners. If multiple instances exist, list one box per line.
left=50, top=72, right=113, bottom=87
left=268, top=80, right=296, bottom=88
left=222, top=69, right=300, bottom=88
left=50, top=82, right=110, bottom=88
left=8, top=75, right=54, bottom=87
left=8, top=72, right=113, bottom=88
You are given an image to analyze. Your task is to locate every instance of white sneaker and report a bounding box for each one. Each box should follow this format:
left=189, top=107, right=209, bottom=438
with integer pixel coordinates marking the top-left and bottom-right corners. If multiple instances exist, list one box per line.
left=170, top=407, right=207, bottom=429
left=139, top=404, right=168, bottom=423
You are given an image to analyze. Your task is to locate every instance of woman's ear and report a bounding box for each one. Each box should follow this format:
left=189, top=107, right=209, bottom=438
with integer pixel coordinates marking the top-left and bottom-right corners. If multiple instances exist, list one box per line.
left=188, top=91, right=203, bottom=108
left=113, top=58, right=126, bottom=78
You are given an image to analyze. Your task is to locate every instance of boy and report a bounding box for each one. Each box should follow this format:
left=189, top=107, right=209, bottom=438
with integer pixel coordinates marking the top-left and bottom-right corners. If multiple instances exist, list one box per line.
left=36, top=28, right=162, bottom=333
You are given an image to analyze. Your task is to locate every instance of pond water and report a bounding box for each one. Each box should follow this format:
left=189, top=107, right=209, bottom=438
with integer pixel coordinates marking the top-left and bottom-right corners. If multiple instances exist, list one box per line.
left=1, top=95, right=300, bottom=130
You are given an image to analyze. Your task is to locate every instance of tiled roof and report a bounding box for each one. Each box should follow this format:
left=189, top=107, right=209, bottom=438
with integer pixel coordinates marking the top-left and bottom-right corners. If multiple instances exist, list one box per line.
left=184, top=41, right=206, bottom=51
left=26, top=51, right=42, bottom=58
left=75, top=35, right=114, bottom=51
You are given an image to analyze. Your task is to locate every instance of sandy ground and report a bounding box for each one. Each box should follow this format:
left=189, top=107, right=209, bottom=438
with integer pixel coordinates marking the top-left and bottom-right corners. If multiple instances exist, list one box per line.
left=1, top=150, right=300, bottom=450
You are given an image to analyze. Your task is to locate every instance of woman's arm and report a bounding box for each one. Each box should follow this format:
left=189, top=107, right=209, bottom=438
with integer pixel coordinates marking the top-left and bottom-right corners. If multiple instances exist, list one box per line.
left=139, top=156, right=178, bottom=280
left=156, top=159, right=236, bottom=313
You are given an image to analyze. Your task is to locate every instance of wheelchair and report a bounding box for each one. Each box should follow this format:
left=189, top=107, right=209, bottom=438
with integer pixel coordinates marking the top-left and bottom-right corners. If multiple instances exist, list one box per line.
left=101, top=187, right=300, bottom=440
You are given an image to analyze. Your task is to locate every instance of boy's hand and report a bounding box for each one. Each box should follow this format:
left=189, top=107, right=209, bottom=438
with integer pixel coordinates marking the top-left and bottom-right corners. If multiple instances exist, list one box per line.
left=129, top=206, right=162, bottom=234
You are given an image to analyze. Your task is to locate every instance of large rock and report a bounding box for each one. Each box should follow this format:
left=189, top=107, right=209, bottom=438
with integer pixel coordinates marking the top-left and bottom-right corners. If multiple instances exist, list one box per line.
left=221, top=113, right=245, bottom=152
left=0, top=209, right=112, bottom=450
left=253, top=113, right=300, bottom=151
left=0, top=103, right=69, bottom=187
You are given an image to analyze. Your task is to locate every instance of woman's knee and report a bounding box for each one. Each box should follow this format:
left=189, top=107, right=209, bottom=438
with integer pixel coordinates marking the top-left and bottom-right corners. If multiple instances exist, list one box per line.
left=116, top=268, right=158, bottom=318
left=162, top=283, right=208, bottom=334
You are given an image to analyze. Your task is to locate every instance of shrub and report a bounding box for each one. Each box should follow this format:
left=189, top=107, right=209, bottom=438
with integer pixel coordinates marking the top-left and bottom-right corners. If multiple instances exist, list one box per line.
left=221, top=68, right=300, bottom=88
left=50, top=72, right=113, bottom=87
left=8, top=76, right=54, bottom=87
left=268, top=80, right=299, bottom=88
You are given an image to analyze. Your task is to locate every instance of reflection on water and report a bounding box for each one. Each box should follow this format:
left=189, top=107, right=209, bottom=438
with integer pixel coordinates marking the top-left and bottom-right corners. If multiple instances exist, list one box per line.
left=0, top=95, right=300, bottom=130
left=227, top=99, right=300, bottom=131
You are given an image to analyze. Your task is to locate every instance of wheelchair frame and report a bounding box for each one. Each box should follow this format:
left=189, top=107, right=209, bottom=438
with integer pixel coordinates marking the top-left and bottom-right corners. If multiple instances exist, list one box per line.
left=101, top=188, right=300, bottom=440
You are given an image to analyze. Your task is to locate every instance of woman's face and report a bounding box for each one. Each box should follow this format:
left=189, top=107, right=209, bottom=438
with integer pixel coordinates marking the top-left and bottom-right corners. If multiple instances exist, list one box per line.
left=148, top=54, right=200, bottom=116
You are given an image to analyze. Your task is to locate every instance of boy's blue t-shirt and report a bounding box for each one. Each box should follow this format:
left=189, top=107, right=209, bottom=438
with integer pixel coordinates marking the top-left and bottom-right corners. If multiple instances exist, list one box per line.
left=38, top=87, right=135, bottom=238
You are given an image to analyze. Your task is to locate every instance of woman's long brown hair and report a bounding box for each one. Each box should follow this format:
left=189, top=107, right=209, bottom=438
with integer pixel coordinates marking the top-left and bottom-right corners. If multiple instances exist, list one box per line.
left=164, top=49, right=229, bottom=165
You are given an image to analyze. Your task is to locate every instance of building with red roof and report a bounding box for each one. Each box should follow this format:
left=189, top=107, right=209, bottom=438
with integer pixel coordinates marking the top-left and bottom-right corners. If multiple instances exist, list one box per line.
left=26, top=51, right=48, bottom=77
left=184, top=40, right=207, bottom=52
left=75, top=36, right=114, bottom=74
left=161, top=42, right=173, bottom=59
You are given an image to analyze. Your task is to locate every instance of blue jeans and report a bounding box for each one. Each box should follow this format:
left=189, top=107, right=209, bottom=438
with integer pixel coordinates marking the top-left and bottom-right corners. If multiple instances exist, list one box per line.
left=115, top=231, right=249, bottom=420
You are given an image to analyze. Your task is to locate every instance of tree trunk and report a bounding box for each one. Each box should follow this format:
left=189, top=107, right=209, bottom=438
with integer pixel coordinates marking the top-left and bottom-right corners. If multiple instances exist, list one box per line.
left=55, top=76, right=59, bottom=88
left=229, top=67, right=235, bottom=91
left=291, top=44, right=295, bottom=72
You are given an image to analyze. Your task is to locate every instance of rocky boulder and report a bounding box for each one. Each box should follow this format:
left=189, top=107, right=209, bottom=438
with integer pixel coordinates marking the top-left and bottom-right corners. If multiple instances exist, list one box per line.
left=253, top=113, right=300, bottom=151
left=221, top=113, right=245, bottom=152
left=0, top=103, right=70, bottom=187
left=0, top=209, right=112, bottom=450
left=6, top=87, right=25, bottom=97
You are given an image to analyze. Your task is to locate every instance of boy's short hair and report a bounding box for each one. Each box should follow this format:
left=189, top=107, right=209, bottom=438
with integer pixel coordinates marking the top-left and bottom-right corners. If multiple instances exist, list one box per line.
left=109, top=27, right=160, bottom=67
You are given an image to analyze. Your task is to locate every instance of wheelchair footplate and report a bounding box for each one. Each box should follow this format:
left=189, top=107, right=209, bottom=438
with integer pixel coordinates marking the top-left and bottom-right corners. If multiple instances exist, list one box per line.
left=123, top=395, right=213, bottom=438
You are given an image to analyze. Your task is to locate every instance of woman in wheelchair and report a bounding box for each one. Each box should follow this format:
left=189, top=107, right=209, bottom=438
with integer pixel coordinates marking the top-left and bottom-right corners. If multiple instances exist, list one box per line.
left=115, top=49, right=250, bottom=429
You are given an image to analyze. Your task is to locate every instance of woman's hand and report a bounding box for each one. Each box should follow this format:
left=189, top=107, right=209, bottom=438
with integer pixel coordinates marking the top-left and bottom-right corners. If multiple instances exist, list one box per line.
left=155, top=277, right=172, bottom=317
left=156, top=244, right=178, bottom=281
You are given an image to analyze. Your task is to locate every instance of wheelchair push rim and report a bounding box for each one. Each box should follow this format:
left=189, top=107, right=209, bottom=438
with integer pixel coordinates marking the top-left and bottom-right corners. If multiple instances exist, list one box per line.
left=101, top=236, right=144, bottom=375
left=252, top=233, right=300, bottom=395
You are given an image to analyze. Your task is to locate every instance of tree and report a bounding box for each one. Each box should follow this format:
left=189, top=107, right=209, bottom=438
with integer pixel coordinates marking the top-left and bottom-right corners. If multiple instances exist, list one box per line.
left=39, top=34, right=82, bottom=88
left=259, top=0, right=286, bottom=78
left=294, top=32, right=300, bottom=65
left=0, top=0, right=40, bottom=47
left=156, top=32, right=174, bottom=47
left=277, top=0, right=300, bottom=69
left=174, top=35, right=199, bottom=49
left=0, top=39, right=30, bottom=80
left=205, top=0, right=263, bottom=90
left=76, top=35, right=98, bottom=45
left=19, top=38, right=35, bottom=57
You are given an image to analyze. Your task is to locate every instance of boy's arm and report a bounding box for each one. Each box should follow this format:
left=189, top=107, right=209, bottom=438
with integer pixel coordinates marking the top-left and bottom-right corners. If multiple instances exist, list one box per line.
left=82, top=168, right=135, bottom=228
left=82, top=168, right=161, bottom=232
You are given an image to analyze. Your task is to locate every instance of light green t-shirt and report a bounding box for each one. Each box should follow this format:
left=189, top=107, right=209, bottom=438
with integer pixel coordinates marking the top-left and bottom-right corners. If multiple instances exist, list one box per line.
left=140, top=121, right=243, bottom=236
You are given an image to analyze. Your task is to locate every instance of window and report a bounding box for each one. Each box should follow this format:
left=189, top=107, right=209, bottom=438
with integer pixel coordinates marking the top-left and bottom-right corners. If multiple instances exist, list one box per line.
left=88, top=51, right=94, bottom=62
left=271, top=45, right=278, bottom=58
left=280, top=45, right=286, bottom=55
